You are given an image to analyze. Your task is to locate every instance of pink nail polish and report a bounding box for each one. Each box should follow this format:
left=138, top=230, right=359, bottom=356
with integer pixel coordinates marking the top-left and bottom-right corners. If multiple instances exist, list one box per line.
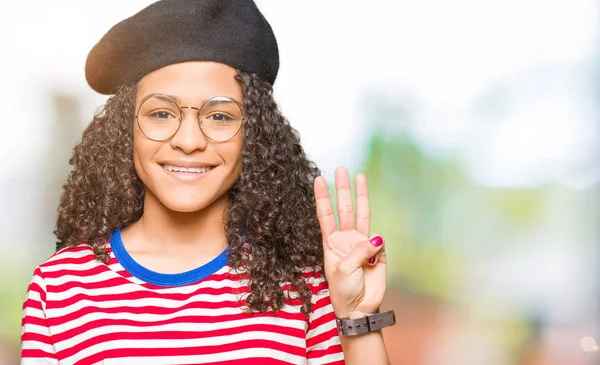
left=369, top=236, right=383, bottom=247
left=368, top=256, right=376, bottom=264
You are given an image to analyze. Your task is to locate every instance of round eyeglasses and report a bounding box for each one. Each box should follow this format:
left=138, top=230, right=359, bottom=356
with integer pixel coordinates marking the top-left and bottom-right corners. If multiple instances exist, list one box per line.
left=135, top=94, right=245, bottom=142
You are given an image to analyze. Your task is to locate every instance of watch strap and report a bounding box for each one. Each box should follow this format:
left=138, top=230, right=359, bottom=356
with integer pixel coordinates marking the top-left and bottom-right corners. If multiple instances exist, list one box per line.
left=335, top=310, right=396, bottom=336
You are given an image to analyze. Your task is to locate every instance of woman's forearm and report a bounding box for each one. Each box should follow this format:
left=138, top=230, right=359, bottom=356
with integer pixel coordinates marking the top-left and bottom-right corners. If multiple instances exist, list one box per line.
left=339, top=330, right=390, bottom=365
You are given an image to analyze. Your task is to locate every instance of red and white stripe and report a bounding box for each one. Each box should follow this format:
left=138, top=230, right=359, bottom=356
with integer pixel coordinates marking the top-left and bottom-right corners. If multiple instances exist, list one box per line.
left=21, top=244, right=345, bottom=364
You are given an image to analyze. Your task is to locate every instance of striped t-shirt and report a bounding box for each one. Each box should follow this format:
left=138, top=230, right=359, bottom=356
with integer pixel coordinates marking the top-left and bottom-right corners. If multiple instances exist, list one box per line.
left=21, top=228, right=345, bottom=364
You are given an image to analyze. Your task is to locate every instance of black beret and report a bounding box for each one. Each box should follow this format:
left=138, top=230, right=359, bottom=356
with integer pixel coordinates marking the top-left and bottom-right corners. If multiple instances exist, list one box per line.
left=85, top=0, right=279, bottom=95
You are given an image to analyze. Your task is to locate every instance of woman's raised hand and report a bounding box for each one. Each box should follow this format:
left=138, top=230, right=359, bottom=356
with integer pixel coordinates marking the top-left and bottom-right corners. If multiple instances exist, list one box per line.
left=313, top=167, right=387, bottom=318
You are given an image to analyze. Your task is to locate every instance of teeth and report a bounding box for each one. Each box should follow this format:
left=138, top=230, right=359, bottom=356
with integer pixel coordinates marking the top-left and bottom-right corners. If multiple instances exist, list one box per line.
left=163, top=165, right=212, bottom=173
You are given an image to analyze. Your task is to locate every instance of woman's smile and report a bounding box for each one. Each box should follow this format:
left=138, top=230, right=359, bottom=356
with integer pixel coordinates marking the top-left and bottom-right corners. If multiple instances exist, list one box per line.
left=159, top=161, right=217, bottom=182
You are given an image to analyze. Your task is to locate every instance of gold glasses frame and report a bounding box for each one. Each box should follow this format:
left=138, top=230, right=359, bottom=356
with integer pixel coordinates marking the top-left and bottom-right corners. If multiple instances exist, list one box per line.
left=134, top=93, right=246, bottom=142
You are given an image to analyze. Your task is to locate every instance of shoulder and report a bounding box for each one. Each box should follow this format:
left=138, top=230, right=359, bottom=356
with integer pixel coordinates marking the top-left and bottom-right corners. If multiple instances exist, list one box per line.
left=25, top=243, right=99, bottom=297
left=36, top=243, right=100, bottom=276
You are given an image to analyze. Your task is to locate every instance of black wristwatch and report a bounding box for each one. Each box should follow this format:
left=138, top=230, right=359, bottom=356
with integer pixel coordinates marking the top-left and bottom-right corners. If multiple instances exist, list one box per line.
left=335, top=310, right=396, bottom=336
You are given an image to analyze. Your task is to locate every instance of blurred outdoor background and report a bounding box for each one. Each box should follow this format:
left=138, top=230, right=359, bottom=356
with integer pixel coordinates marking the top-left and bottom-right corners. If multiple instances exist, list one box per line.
left=1, top=0, right=599, bottom=364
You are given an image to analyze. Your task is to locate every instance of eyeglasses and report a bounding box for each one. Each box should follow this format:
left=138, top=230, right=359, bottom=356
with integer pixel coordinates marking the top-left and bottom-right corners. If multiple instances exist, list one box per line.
left=135, top=94, right=245, bottom=142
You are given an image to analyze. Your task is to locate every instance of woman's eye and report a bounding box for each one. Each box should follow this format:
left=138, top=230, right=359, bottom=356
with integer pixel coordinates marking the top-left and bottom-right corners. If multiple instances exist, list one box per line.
left=209, top=113, right=229, bottom=121
left=149, top=110, right=175, bottom=120
left=208, top=113, right=233, bottom=123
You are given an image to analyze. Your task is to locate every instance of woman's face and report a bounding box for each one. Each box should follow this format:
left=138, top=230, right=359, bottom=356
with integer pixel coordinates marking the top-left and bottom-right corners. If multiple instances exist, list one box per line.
left=133, top=61, right=244, bottom=213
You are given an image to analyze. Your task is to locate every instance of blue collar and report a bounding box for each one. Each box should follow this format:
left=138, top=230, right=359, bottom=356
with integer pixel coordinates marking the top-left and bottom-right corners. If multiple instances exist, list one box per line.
left=109, top=227, right=230, bottom=287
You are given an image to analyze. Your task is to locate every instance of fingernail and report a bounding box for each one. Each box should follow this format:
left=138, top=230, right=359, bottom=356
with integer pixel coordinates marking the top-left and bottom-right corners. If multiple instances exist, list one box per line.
left=368, top=256, right=376, bottom=264
left=370, top=236, right=383, bottom=247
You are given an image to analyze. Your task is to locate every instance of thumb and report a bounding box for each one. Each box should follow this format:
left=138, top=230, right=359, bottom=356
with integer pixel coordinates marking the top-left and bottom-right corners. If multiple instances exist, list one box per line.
left=336, top=234, right=385, bottom=277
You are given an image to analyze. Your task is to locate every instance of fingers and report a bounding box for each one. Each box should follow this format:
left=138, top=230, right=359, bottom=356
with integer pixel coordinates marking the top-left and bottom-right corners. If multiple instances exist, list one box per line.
left=354, top=173, right=370, bottom=237
left=336, top=234, right=385, bottom=276
left=335, top=167, right=354, bottom=231
left=368, top=249, right=387, bottom=266
left=314, top=176, right=336, bottom=239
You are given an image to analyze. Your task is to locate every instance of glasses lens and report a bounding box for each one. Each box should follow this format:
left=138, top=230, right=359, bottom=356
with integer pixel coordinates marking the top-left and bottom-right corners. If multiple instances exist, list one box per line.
left=199, top=97, right=243, bottom=141
left=137, top=95, right=181, bottom=141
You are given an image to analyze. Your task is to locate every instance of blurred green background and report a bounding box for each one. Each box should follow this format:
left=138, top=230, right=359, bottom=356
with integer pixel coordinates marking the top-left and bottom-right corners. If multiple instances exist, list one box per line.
left=1, top=1, right=599, bottom=364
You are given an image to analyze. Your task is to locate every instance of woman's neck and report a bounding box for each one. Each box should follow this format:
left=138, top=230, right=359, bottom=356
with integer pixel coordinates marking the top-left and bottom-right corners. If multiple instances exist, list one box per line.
left=122, top=190, right=230, bottom=258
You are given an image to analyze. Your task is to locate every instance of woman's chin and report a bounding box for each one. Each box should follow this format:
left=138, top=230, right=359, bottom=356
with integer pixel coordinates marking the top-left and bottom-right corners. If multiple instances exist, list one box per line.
left=158, top=194, right=216, bottom=214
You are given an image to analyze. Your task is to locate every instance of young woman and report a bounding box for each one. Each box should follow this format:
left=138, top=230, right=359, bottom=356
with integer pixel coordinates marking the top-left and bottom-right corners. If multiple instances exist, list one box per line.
left=20, top=1, right=394, bottom=364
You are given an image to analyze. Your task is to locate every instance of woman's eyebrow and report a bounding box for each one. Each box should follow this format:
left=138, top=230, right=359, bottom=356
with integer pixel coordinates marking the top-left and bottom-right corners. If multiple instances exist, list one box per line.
left=204, top=98, right=240, bottom=106
left=139, top=93, right=182, bottom=104
left=142, top=93, right=242, bottom=106
left=166, top=94, right=182, bottom=104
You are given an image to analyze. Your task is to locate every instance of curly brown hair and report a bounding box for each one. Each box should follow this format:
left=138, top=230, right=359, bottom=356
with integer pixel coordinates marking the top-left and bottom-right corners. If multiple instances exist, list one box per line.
left=54, top=70, right=324, bottom=315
